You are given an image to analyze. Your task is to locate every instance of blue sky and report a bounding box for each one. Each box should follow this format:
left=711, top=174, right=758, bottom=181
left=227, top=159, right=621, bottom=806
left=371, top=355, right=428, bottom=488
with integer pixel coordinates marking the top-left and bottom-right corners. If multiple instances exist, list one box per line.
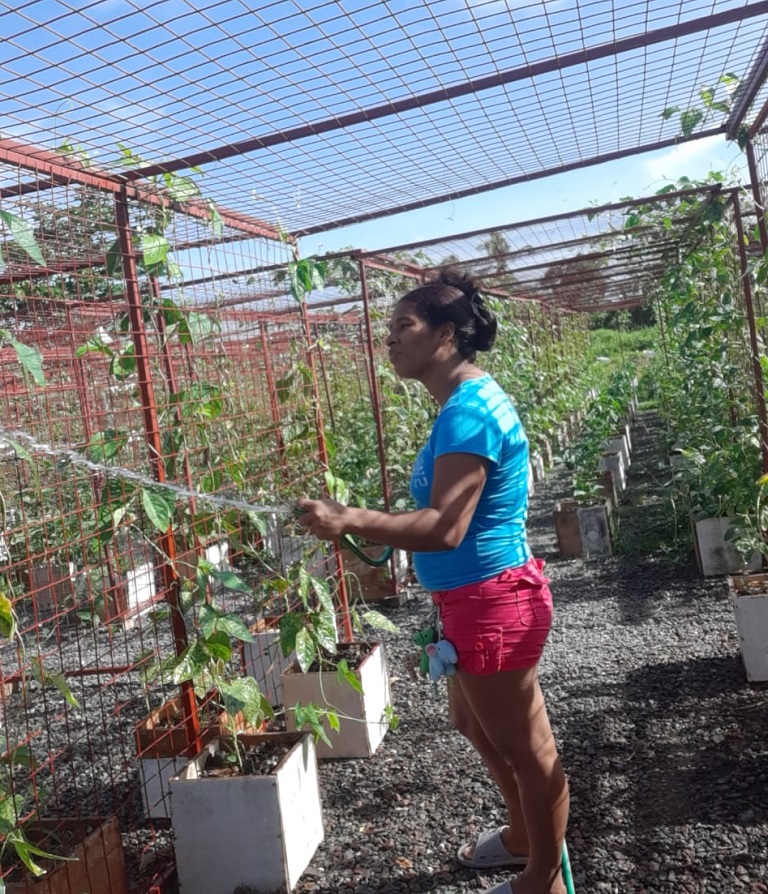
left=300, top=132, right=749, bottom=256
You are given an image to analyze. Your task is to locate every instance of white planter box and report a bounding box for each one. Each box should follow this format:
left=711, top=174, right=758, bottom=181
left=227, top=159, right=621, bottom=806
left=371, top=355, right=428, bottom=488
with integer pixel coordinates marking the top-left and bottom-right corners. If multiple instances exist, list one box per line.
left=527, top=460, right=535, bottom=497
left=577, top=503, right=613, bottom=560
left=693, top=517, right=761, bottom=578
left=603, top=434, right=630, bottom=470
left=530, top=451, right=545, bottom=483
left=243, top=619, right=296, bottom=707
left=281, top=641, right=391, bottom=759
left=599, top=450, right=626, bottom=493
left=176, top=538, right=231, bottom=588
left=729, top=574, right=768, bottom=682
left=170, top=732, right=324, bottom=894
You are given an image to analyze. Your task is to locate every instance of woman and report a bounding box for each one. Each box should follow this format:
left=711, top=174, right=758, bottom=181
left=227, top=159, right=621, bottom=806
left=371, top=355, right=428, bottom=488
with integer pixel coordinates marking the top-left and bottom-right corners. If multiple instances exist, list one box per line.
left=296, top=268, right=569, bottom=894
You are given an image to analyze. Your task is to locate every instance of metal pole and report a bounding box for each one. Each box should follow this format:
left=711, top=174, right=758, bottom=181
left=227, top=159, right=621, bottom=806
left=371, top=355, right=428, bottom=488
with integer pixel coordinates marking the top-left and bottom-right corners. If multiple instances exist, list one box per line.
left=114, top=188, right=202, bottom=754
left=732, top=193, right=768, bottom=472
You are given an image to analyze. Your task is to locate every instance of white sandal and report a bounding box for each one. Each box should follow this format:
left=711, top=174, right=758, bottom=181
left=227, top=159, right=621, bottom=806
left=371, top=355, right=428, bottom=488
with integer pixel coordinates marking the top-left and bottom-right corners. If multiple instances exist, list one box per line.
left=457, top=826, right=529, bottom=869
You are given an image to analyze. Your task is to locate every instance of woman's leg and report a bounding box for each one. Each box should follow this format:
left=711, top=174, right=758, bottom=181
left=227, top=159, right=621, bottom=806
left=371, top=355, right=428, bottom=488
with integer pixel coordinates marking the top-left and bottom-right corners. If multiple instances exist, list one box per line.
left=448, top=679, right=529, bottom=856
left=454, top=665, right=569, bottom=894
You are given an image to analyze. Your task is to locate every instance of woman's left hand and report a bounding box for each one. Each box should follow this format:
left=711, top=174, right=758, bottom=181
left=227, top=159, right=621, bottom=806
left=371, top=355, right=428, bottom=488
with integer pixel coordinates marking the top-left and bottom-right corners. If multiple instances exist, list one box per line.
left=295, top=497, right=350, bottom=541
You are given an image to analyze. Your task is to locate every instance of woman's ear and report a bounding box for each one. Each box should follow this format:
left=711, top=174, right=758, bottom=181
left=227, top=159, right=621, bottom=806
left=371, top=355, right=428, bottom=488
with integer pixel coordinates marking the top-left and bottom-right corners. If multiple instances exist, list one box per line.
left=439, top=321, right=456, bottom=344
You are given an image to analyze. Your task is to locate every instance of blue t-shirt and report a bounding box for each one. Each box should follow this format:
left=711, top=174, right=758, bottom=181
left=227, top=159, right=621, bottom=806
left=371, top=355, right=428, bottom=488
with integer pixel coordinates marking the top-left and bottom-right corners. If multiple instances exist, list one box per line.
left=409, top=375, right=531, bottom=591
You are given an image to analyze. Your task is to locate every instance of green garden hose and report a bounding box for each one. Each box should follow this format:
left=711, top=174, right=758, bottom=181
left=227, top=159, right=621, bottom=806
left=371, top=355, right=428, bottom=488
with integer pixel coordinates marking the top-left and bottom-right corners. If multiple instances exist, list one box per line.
left=292, top=506, right=394, bottom=567
left=562, top=840, right=576, bottom=894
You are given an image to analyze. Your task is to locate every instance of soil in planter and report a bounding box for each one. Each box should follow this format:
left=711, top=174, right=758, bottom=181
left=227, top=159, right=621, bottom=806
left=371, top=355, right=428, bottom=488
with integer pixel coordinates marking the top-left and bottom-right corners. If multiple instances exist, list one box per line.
left=299, top=642, right=371, bottom=675
left=201, top=739, right=294, bottom=778
left=4, top=818, right=105, bottom=882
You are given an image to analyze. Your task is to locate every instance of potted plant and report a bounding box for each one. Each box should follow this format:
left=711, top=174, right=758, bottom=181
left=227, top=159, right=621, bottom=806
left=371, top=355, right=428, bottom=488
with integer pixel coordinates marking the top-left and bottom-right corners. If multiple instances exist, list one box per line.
left=0, top=580, right=128, bottom=894
left=724, top=476, right=768, bottom=681
left=134, top=559, right=262, bottom=819
left=165, top=578, right=324, bottom=894
left=275, top=563, right=398, bottom=759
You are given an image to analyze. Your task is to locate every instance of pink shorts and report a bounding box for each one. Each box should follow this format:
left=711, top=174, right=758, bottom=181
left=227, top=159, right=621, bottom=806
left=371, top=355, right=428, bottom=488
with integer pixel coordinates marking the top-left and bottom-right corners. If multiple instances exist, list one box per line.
left=431, top=558, right=553, bottom=674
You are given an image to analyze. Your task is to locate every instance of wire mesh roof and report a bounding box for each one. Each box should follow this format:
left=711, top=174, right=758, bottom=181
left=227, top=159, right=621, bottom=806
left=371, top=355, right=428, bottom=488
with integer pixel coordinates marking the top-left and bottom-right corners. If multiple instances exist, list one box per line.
left=357, top=184, right=735, bottom=311
left=3, top=0, right=768, bottom=240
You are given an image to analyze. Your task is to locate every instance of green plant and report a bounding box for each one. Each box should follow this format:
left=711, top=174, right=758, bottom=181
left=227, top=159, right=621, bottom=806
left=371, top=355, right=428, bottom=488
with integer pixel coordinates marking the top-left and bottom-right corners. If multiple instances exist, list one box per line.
left=0, top=578, right=80, bottom=890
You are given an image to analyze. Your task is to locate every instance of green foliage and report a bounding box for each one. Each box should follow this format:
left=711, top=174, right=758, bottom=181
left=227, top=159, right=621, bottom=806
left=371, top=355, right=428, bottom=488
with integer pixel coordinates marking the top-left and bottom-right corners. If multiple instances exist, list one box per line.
left=661, top=73, right=747, bottom=146
left=0, top=331, right=45, bottom=386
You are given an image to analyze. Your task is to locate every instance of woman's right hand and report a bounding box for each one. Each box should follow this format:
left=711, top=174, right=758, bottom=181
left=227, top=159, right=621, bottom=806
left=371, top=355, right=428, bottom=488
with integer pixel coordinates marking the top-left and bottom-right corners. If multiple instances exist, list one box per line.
left=295, top=497, right=350, bottom=542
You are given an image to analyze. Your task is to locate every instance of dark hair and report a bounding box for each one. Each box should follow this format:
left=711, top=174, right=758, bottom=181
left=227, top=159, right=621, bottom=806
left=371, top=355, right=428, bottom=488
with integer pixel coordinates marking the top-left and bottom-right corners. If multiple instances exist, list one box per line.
left=399, top=267, right=497, bottom=361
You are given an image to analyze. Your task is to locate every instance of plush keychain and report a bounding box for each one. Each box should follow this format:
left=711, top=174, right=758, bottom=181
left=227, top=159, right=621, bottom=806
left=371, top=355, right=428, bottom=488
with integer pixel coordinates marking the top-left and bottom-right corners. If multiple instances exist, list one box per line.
left=411, top=626, right=438, bottom=676
left=425, top=639, right=458, bottom=681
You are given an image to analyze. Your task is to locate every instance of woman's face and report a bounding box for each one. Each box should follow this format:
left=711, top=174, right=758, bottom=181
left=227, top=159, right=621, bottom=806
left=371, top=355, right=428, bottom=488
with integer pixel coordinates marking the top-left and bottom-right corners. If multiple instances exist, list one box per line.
left=386, top=300, right=447, bottom=380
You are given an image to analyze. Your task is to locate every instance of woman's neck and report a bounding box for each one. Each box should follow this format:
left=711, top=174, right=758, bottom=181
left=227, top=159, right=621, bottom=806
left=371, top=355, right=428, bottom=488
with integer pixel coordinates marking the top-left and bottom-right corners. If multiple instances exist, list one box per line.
left=424, top=359, right=485, bottom=406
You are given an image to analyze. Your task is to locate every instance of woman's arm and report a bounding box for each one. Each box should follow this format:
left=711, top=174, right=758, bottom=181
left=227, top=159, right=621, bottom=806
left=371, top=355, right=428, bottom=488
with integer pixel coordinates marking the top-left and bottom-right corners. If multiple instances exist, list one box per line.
left=296, top=452, right=488, bottom=552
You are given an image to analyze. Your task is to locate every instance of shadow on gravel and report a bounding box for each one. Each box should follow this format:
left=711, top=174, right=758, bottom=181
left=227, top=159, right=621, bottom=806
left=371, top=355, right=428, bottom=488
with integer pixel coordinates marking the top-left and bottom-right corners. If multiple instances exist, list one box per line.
left=624, top=654, right=768, bottom=825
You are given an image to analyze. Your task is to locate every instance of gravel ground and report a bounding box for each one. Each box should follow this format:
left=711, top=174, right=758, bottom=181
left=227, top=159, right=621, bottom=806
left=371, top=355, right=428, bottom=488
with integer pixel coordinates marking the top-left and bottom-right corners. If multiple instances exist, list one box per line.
left=3, top=410, right=766, bottom=893
left=294, top=410, right=768, bottom=894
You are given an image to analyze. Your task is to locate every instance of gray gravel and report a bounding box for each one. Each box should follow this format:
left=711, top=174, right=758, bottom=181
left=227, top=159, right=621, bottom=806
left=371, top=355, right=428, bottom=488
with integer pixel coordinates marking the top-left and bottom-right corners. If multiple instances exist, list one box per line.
left=3, top=410, right=766, bottom=893
left=296, top=411, right=768, bottom=894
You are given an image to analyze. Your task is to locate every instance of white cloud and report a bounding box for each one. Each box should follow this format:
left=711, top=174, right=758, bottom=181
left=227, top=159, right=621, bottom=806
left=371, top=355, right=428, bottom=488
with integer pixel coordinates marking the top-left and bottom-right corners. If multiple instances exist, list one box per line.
left=641, top=135, right=747, bottom=188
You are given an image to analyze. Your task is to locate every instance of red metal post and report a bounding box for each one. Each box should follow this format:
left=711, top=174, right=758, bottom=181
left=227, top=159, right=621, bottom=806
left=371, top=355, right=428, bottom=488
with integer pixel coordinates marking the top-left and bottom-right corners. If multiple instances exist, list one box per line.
left=114, top=188, right=202, bottom=753
left=297, top=302, right=354, bottom=641
left=732, top=193, right=768, bottom=473
left=358, top=259, right=399, bottom=597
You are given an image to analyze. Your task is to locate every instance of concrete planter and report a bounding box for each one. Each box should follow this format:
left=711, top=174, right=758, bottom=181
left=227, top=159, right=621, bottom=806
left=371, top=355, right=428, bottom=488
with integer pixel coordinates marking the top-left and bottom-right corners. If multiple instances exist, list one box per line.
left=281, top=641, right=391, bottom=759
left=728, top=573, right=768, bottom=682
left=6, top=816, right=127, bottom=894
left=553, top=500, right=582, bottom=558
left=693, top=517, right=761, bottom=578
left=577, top=502, right=613, bottom=560
left=170, top=732, right=324, bottom=894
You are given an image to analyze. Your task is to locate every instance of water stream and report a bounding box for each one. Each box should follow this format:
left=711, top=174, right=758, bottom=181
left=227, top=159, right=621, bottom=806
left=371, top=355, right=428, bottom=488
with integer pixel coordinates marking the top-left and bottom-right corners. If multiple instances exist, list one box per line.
left=0, top=426, right=293, bottom=519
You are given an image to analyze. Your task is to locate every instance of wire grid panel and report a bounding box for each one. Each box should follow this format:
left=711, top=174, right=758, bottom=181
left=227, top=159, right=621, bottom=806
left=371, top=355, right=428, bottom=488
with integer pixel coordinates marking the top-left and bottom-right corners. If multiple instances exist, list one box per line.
left=2, top=1, right=768, bottom=234
left=0, top=162, right=332, bottom=890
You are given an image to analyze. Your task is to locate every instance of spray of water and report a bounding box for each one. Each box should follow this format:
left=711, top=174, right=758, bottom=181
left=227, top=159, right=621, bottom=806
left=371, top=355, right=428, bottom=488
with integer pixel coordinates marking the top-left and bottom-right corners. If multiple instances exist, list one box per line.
left=0, top=426, right=293, bottom=519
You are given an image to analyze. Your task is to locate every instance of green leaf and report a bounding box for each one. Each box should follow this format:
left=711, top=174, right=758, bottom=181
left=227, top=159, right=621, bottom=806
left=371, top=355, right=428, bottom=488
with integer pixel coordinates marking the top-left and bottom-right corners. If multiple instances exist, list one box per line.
left=75, top=335, right=115, bottom=359
left=178, top=312, right=215, bottom=344
left=313, top=609, right=337, bottom=654
left=208, top=201, right=224, bottom=238
left=167, top=175, right=201, bottom=202
left=279, top=612, right=305, bottom=658
left=660, top=106, right=680, bottom=120
left=680, top=109, right=704, bottom=137
left=109, top=343, right=136, bottom=379
left=86, top=429, right=127, bottom=462
left=105, top=238, right=122, bottom=277
left=361, top=610, right=399, bottom=633
left=0, top=209, right=45, bottom=266
left=31, top=658, right=80, bottom=707
left=336, top=658, right=363, bottom=693
left=309, top=575, right=334, bottom=614
left=140, top=486, right=175, bottom=532
left=219, top=676, right=272, bottom=729
left=171, top=640, right=213, bottom=684
left=0, top=330, right=45, bottom=386
left=140, top=233, right=170, bottom=269
left=203, top=629, right=232, bottom=663
left=208, top=568, right=252, bottom=595
left=295, top=626, right=316, bottom=673
left=212, top=611, right=254, bottom=644
left=0, top=592, right=16, bottom=639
